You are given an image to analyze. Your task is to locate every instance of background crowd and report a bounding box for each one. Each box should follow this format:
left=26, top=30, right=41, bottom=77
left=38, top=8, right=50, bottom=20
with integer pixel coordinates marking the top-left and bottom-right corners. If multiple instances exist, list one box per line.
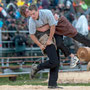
left=0, top=0, right=90, bottom=56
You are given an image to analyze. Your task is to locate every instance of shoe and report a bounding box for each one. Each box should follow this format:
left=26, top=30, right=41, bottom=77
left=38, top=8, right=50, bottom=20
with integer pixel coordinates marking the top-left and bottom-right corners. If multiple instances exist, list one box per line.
left=70, top=56, right=79, bottom=68
left=30, top=64, right=38, bottom=79
left=48, top=86, right=63, bottom=89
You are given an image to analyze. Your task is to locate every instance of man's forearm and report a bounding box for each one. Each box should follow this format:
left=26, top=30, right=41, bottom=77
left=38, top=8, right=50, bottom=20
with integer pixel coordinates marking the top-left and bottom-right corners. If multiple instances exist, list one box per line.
left=36, top=24, right=55, bottom=40
left=49, top=25, right=55, bottom=40
left=30, top=34, right=42, bottom=47
left=37, top=24, right=55, bottom=40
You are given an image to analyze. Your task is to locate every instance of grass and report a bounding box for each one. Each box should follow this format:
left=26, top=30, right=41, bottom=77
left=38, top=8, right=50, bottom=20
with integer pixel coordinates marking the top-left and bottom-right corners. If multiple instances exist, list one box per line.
left=0, top=73, right=48, bottom=86
left=0, top=73, right=90, bottom=86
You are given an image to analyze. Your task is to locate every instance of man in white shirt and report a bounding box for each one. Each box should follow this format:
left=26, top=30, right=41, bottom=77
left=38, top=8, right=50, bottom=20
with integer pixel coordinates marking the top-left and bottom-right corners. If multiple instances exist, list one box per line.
left=20, top=5, right=60, bottom=89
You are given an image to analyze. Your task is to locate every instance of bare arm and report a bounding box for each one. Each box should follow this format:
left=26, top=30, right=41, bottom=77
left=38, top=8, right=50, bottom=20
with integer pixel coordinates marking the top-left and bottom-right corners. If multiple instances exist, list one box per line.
left=49, top=25, right=55, bottom=40
left=30, top=34, right=45, bottom=50
left=46, top=25, right=55, bottom=45
left=37, top=24, right=55, bottom=45
left=37, top=24, right=55, bottom=40
left=30, top=34, right=41, bottom=47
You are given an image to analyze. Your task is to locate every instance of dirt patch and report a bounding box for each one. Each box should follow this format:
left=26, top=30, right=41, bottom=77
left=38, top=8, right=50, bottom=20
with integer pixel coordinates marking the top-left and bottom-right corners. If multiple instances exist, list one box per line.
left=1, top=71, right=90, bottom=90
left=46, top=71, right=90, bottom=84
left=0, top=85, right=90, bottom=90
left=58, top=71, right=90, bottom=83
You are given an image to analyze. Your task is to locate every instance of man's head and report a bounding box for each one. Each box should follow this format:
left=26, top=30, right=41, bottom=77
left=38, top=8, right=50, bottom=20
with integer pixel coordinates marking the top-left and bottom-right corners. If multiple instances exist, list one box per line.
left=20, top=5, right=29, bottom=18
left=20, top=4, right=39, bottom=20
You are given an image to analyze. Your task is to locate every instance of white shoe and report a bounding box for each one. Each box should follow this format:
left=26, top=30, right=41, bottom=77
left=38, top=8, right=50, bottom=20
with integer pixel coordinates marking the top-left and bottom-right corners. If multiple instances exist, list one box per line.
left=70, top=56, right=79, bottom=68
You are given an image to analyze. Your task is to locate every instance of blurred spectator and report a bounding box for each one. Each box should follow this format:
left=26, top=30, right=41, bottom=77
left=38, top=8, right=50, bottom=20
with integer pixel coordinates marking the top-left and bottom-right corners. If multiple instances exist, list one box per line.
left=72, top=12, right=89, bottom=51
left=5, top=18, right=12, bottom=26
left=18, top=24, right=23, bottom=30
left=8, top=11, right=16, bottom=18
left=42, top=0, right=50, bottom=9
left=64, top=0, right=75, bottom=13
left=75, top=13, right=88, bottom=36
left=15, top=8, right=21, bottom=19
left=36, top=0, right=43, bottom=10
left=74, top=0, right=88, bottom=13
left=79, top=0, right=88, bottom=11
left=6, top=0, right=18, bottom=12
left=84, top=7, right=90, bottom=21
left=8, top=21, right=17, bottom=40
left=84, top=8, right=90, bottom=38
left=0, top=0, right=3, bottom=6
left=12, top=31, right=27, bottom=57
left=0, top=6, right=8, bottom=19
left=58, top=0, right=75, bottom=23
left=64, top=0, right=76, bottom=23
left=6, top=0, right=11, bottom=4
left=58, top=0, right=65, bottom=11
left=28, top=0, right=37, bottom=5
left=2, top=33, right=9, bottom=41
left=17, top=0, right=25, bottom=7
left=49, top=0, right=59, bottom=9
left=0, top=19, right=3, bottom=28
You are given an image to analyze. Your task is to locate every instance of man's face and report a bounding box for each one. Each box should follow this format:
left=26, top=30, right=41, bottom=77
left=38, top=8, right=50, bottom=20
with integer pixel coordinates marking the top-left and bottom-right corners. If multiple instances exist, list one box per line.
left=29, top=10, right=39, bottom=20
left=25, top=8, right=30, bottom=18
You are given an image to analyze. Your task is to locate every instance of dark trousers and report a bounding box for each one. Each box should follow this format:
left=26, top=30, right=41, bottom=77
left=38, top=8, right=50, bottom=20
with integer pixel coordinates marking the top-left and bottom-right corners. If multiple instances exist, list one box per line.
left=38, top=44, right=60, bottom=86
left=73, top=33, right=90, bottom=47
left=54, top=33, right=90, bottom=58
left=54, top=34, right=71, bottom=57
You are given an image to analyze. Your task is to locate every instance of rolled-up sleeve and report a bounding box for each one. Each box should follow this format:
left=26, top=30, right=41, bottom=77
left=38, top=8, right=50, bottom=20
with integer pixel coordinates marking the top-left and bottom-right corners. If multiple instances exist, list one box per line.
left=29, top=19, right=36, bottom=34
left=46, top=10, right=56, bottom=26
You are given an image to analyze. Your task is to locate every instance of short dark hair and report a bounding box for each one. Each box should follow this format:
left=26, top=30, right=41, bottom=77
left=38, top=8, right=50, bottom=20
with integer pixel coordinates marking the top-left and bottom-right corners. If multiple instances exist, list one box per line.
left=20, top=5, right=28, bottom=17
left=28, top=4, right=38, bottom=11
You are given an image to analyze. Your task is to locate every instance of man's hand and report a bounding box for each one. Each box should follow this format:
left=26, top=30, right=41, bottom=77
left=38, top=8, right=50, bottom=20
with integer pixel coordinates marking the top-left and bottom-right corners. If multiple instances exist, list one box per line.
left=40, top=44, right=46, bottom=51
left=54, top=13, right=59, bottom=21
left=46, top=39, right=52, bottom=46
left=46, top=25, right=55, bottom=46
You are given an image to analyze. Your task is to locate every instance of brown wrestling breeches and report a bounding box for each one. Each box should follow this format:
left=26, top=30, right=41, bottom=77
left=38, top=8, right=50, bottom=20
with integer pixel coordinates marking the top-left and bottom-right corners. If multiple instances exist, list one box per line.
left=56, top=16, right=77, bottom=38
